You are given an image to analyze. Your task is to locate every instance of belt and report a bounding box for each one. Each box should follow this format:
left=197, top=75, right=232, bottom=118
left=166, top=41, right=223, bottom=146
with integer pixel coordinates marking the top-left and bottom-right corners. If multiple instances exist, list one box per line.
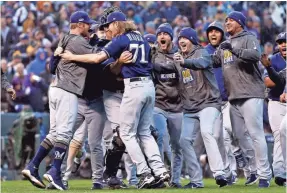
left=129, top=76, right=152, bottom=82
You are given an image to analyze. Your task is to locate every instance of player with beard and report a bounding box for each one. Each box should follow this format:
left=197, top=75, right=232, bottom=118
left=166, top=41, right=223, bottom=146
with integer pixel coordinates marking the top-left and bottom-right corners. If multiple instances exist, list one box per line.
left=261, top=32, right=286, bottom=186
left=206, top=21, right=258, bottom=185
left=212, top=11, right=272, bottom=188
left=151, top=23, right=183, bottom=188
left=174, top=27, right=232, bottom=188
left=60, top=12, right=169, bottom=189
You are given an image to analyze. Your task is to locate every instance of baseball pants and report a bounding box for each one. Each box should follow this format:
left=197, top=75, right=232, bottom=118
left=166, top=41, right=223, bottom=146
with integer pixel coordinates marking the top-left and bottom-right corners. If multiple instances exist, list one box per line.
left=230, top=98, right=272, bottom=180
left=103, top=90, right=137, bottom=184
left=180, top=107, right=229, bottom=182
left=222, top=102, right=257, bottom=178
left=74, top=97, right=106, bottom=184
left=119, top=78, right=166, bottom=176
left=153, top=107, right=183, bottom=184
left=268, top=100, right=286, bottom=178
left=280, top=114, right=286, bottom=164
left=46, top=86, right=78, bottom=145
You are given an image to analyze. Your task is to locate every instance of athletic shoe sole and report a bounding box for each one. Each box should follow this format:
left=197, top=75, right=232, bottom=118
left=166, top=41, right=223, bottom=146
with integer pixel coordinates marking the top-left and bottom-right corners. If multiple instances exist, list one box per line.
left=138, top=176, right=155, bottom=189
left=22, top=169, right=46, bottom=189
left=43, top=173, right=64, bottom=190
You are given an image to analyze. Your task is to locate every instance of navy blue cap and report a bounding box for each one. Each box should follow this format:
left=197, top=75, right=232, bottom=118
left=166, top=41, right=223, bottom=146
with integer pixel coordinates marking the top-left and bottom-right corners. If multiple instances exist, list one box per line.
left=178, top=27, right=199, bottom=45
left=156, top=23, right=173, bottom=40
left=144, top=34, right=156, bottom=44
left=226, top=11, right=246, bottom=28
left=49, top=23, right=57, bottom=28
left=70, top=11, right=96, bottom=24
left=276, top=32, right=286, bottom=43
left=105, top=11, right=127, bottom=25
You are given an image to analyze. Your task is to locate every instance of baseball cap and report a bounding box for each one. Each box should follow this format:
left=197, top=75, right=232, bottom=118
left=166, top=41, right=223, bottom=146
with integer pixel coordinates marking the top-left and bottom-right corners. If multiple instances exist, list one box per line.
left=70, top=11, right=96, bottom=24
left=276, top=32, right=286, bottom=43
left=20, top=33, right=29, bottom=40
left=105, top=11, right=127, bottom=26
left=144, top=34, right=156, bottom=44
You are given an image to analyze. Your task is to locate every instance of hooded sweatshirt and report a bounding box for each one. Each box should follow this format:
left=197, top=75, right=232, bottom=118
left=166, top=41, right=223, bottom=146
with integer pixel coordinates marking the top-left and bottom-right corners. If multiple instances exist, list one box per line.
left=205, top=21, right=228, bottom=101
left=27, top=48, right=48, bottom=75
left=177, top=45, right=221, bottom=113
left=213, top=30, right=264, bottom=101
left=152, top=45, right=182, bottom=113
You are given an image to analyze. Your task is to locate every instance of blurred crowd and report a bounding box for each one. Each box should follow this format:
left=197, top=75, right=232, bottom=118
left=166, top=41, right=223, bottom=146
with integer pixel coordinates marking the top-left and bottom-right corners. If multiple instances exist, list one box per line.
left=1, top=1, right=286, bottom=113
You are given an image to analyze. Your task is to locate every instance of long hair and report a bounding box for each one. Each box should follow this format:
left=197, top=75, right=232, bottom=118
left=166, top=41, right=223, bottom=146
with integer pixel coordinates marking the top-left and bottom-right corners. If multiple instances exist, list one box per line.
left=116, top=20, right=137, bottom=34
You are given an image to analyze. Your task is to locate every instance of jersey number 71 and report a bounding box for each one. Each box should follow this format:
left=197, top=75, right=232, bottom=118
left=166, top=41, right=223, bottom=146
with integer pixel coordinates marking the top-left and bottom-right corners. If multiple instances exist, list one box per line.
left=129, top=43, right=148, bottom=64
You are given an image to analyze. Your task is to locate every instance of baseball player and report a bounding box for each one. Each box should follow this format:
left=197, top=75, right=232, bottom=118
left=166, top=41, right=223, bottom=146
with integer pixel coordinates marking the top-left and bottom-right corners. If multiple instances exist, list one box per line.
left=151, top=23, right=183, bottom=188
left=205, top=21, right=257, bottom=185
left=1, top=69, right=16, bottom=100
left=212, top=11, right=272, bottom=188
left=174, top=27, right=231, bottom=188
left=60, top=12, right=169, bottom=189
left=261, top=32, right=286, bottom=186
left=22, top=11, right=102, bottom=190
left=97, top=8, right=138, bottom=188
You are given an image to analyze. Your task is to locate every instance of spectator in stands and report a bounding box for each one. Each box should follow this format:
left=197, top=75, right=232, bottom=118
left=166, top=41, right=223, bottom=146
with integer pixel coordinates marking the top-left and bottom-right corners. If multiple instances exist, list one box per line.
left=22, top=11, right=36, bottom=33
left=12, top=63, right=30, bottom=108
left=206, top=2, right=218, bottom=19
left=261, top=16, right=279, bottom=45
left=13, top=2, right=37, bottom=33
left=7, top=52, right=23, bottom=79
left=126, top=4, right=144, bottom=34
left=142, top=3, right=162, bottom=24
left=5, top=14, right=17, bottom=38
left=143, top=21, right=155, bottom=35
left=160, top=2, right=180, bottom=23
left=26, top=48, right=48, bottom=76
left=46, top=23, right=59, bottom=44
left=10, top=34, right=30, bottom=65
left=1, top=17, right=17, bottom=59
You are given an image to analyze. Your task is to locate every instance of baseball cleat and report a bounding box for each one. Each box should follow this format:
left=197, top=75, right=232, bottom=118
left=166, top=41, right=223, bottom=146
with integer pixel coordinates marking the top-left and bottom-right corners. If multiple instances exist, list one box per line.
left=215, top=175, right=228, bottom=188
left=183, top=182, right=204, bottom=189
left=107, top=176, right=121, bottom=189
left=137, top=173, right=155, bottom=189
left=258, top=179, right=270, bottom=188
left=275, top=177, right=286, bottom=186
left=22, top=163, right=46, bottom=189
left=245, top=174, right=258, bottom=186
left=91, top=182, right=104, bottom=190
left=43, top=167, right=66, bottom=190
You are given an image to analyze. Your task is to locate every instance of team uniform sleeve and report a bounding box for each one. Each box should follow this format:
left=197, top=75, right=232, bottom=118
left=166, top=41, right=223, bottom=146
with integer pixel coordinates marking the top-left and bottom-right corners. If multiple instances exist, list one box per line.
left=102, top=36, right=127, bottom=59
left=100, top=57, right=116, bottom=69
left=182, top=49, right=212, bottom=70
left=232, top=35, right=261, bottom=63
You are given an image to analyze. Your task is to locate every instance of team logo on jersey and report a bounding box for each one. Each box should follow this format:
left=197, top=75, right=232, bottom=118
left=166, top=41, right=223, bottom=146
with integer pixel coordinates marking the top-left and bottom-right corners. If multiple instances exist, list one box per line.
left=182, top=69, right=193, bottom=84
left=223, top=50, right=234, bottom=64
left=160, top=73, right=176, bottom=80
left=55, top=151, right=65, bottom=159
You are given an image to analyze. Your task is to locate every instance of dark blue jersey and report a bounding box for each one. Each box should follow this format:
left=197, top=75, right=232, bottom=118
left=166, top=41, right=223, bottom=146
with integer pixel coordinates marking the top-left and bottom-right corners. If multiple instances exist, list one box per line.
left=263, top=53, right=286, bottom=101
left=103, top=31, right=153, bottom=78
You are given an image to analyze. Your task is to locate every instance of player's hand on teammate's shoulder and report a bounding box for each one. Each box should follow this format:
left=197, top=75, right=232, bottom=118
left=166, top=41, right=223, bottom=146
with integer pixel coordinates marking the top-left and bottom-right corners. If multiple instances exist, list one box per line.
left=60, top=50, right=74, bottom=61
left=260, top=53, right=271, bottom=68
left=173, top=52, right=184, bottom=65
left=118, top=51, right=133, bottom=64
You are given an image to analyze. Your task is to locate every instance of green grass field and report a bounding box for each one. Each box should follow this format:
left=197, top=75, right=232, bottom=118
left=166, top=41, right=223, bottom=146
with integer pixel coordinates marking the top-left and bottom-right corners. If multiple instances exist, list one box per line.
left=1, top=179, right=285, bottom=193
